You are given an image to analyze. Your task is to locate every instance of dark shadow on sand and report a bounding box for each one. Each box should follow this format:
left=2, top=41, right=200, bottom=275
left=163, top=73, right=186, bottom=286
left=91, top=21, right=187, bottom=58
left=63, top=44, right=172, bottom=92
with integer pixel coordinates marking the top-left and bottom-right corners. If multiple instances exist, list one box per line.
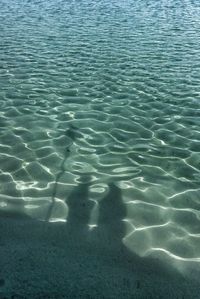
left=0, top=176, right=199, bottom=298
left=59, top=175, right=197, bottom=298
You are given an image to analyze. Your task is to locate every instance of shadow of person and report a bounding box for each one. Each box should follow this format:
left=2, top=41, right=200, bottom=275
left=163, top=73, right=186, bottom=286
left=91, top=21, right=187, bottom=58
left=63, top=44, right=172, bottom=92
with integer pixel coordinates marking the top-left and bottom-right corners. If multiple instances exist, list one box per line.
left=45, top=124, right=82, bottom=222
left=65, top=174, right=94, bottom=244
left=62, top=180, right=190, bottom=299
left=1, top=178, right=199, bottom=298
left=91, top=182, right=126, bottom=253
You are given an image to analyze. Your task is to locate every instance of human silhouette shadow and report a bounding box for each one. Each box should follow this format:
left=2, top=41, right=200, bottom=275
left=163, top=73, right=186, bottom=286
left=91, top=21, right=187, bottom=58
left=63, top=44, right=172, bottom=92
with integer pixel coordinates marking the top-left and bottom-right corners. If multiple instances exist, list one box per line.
left=90, top=182, right=127, bottom=256
left=65, top=175, right=94, bottom=244
left=1, top=178, right=200, bottom=298
left=61, top=178, right=196, bottom=299
left=46, top=124, right=82, bottom=222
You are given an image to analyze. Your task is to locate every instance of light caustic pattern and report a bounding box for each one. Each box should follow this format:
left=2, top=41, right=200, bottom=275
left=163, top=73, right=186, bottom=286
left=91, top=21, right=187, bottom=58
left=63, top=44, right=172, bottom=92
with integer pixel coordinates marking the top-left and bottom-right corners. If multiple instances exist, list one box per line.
left=0, top=0, right=200, bottom=272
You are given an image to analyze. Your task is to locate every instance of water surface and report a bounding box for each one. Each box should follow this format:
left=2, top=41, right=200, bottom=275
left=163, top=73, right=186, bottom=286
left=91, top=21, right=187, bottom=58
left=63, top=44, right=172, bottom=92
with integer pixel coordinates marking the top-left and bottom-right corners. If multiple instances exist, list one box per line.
left=0, top=0, right=200, bottom=276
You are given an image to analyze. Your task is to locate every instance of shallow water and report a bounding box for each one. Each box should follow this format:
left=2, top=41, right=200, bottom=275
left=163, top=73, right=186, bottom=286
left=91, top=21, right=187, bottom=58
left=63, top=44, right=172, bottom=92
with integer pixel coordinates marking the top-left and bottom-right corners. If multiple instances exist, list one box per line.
left=0, top=0, right=200, bottom=274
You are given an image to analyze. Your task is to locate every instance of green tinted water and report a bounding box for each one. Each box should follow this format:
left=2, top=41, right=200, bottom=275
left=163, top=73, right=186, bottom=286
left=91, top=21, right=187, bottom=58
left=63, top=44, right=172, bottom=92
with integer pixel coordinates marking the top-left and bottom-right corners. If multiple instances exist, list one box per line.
left=0, top=0, right=200, bottom=272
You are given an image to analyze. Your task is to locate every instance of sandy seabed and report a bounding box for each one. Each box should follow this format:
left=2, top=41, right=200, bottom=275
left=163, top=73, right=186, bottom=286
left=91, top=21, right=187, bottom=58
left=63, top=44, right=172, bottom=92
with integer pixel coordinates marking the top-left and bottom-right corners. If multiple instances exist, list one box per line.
left=1, top=0, right=200, bottom=298
left=0, top=216, right=200, bottom=299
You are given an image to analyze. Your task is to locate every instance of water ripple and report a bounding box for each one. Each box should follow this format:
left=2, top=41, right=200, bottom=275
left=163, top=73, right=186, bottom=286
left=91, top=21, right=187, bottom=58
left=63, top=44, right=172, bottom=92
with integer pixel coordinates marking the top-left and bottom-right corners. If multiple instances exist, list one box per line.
left=0, top=0, right=200, bottom=276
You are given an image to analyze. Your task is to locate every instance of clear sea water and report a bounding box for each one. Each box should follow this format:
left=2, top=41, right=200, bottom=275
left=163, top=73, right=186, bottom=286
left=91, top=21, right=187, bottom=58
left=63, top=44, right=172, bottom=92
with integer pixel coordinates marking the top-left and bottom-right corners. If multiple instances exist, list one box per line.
left=0, top=0, right=200, bottom=273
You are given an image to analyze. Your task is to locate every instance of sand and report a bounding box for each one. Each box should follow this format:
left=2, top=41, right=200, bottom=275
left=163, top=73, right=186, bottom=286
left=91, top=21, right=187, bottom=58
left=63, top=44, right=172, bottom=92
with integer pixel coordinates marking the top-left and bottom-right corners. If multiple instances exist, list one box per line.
left=0, top=214, right=200, bottom=299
